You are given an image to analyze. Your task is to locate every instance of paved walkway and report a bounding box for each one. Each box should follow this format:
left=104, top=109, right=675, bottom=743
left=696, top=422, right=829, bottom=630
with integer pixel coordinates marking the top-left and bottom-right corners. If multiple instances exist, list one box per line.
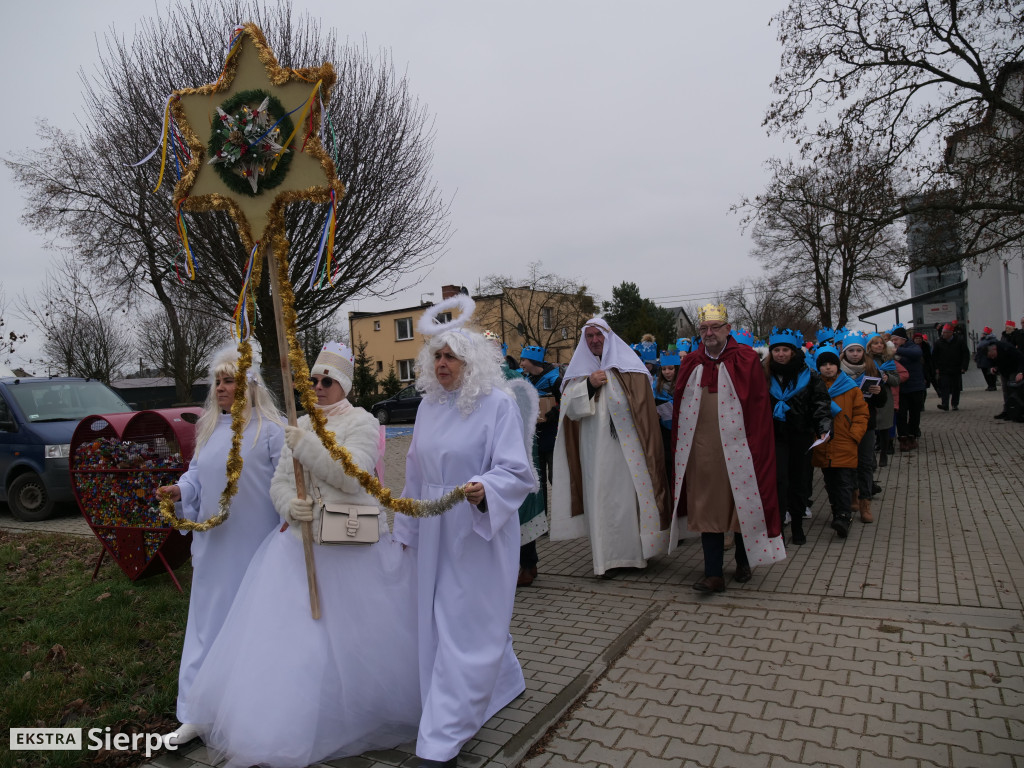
left=4, top=387, right=1022, bottom=767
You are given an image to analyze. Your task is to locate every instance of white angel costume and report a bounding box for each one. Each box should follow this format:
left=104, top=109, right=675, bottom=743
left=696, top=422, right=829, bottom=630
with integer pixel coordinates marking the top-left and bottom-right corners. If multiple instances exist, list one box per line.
left=186, top=399, right=420, bottom=768
left=392, top=297, right=536, bottom=764
left=174, top=414, right=283, bottom=724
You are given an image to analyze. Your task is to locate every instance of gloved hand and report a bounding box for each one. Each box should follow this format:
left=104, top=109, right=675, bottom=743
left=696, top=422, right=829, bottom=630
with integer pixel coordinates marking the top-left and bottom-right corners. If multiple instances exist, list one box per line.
left=288, top=497, right=314, bottom=525
left=285, top=425, right=304, bottom=451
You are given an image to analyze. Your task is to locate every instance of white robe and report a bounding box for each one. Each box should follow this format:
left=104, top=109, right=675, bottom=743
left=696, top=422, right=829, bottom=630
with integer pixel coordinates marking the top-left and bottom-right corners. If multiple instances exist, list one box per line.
left=174, top=414, right=283, bottom=723
left=186, top=404, right=421, bottom=767
left=550, top=376, right=670, bottom=574
left=393, top=388, right=535, bottom=763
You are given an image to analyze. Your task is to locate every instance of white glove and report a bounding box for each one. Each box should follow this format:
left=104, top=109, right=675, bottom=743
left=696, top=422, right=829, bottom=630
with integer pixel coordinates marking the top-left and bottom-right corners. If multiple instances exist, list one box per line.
left=288, top=497, right=314, bottom=524
left=285, top=425, right=304, bottom=451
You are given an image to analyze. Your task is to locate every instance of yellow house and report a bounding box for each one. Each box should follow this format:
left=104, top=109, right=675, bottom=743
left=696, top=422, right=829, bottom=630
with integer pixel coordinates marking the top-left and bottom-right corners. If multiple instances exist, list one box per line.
left=348, top=284, right=593, bottom=383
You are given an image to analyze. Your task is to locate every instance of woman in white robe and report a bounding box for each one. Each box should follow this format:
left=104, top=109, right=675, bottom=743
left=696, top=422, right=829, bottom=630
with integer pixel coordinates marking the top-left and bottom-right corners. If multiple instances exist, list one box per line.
left=156, top=346, right=284, bottom=746
left=185, top=342, right=421, bottom=768
left=393, top=297, right=536, bottom=768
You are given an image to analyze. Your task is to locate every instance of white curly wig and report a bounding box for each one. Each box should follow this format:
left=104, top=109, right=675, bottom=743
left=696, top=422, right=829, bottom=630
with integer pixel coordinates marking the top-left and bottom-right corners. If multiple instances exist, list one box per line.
left=194, top=343, right=284, bottom=451
left=414, top=328, right=506, bottom=417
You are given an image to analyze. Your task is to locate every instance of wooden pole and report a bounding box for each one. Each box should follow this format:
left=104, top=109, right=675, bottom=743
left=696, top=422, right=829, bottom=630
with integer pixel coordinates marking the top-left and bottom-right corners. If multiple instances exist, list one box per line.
left=267, top=244, right=321, bottom=620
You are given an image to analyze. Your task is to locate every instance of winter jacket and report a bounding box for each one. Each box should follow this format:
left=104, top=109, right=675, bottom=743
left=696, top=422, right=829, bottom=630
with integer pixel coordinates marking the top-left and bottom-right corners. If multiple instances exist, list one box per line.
left=840, top=360, right=888, bottom=431
left=869, top=348, right=900, bottom=431
left=767, top=368, right=833, bottom=441
left=812, top=377, right=869, bottom=469
left=984, top=341, right=1024, bottom=378
left=892, top=361, right=909, bottom=411
left=895, top=341, right=927, bottom=393
left=975, top=334, right=997, bottom=369
left=932, top=336, right=971, bottom=376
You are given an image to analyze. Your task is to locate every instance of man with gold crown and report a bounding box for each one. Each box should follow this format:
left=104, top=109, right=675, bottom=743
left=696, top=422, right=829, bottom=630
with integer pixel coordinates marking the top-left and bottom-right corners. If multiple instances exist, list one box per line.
left=670, top=304, right=785, bottom=593
left=550, top=318, right=672, bottom=577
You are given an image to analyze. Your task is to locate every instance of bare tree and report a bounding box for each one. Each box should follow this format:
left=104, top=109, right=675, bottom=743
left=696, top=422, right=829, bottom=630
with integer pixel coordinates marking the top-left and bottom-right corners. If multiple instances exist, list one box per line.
left=297, top=313, right=349, bottom=369
left=19, top=260, right=135, bottom=383
left=479, top=262, right=598, bottom=360
left=137, top=299, right=229, bottom=401
left=735, top=148, right=904, bottom=328
left=4, top=0, right=450, bottom=401
left=1, top=287, right=25, bottom=365
left=721, top=277, right=814, bottom=340
left=766, top=0, right=1024, bottom=268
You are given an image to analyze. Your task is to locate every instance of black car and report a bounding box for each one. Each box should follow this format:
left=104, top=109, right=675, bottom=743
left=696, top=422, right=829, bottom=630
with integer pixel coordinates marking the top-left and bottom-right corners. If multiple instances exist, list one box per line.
left=371, top=384, right=422, bottom=424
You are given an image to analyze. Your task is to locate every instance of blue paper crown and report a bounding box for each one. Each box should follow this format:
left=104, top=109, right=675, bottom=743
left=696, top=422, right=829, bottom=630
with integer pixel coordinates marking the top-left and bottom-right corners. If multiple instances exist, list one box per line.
left=731, top=328, right=755, bottom=347
left=675, top=337, right=692, bottom=354
left=769, top=327, right=804, bottom=348
left=814, top=344, right=841, bottom=366
left=865, top=331, right=881, bottom=345
left=660, top=353, right=681, bottom=366
left=520, top=345, right=545, bottom=363
left=638, top=340, right=659, bottom=362
left=816, top=327, right=835, bottom=343
left=501, top=343, right=508, bottom=357
left=889, top=322, right=905, bottom=334
left=839, top=330, right=867, bottom=349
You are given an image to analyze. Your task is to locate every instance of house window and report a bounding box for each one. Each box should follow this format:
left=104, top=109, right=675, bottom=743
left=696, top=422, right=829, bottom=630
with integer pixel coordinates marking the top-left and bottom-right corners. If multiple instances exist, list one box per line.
left=541, top=307, right=553, bottom=330
left=396, top=317, right=414, bottom=340
left=373, top=321, right=381, bottom=331
left=398, top=359, right=416, bottom=381
left=438, top=311, right=452, bottom=324
left=375, top=361, right=383, bottom=373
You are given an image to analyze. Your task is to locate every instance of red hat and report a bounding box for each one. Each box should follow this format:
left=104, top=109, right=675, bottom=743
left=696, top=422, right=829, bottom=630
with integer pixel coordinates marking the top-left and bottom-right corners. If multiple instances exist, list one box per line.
left=942, top=324, right=953, bottom=332
left=1007, top=320, right=1017, bottom=328
left=983, top=326, right=993, bottom=335
left=913, top=331, right=924, bottom=339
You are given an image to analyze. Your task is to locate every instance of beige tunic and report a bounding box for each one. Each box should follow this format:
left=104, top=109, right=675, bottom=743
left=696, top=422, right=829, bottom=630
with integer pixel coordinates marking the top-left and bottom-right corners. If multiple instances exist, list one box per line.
left=683, top=387, right=740, bottom=533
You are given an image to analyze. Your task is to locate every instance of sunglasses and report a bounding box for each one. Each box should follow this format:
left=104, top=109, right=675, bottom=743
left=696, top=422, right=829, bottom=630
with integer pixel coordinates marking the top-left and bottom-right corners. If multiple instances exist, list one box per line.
left=309, top=376, right=335, bottom=389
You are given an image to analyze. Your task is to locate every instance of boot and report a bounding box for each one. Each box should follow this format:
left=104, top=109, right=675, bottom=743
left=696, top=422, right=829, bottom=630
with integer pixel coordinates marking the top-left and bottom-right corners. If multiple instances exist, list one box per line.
left=898, top=436, right=912, bottom=451
left=791, top=516, right=806, bottom=545
left=908, top=436, right=919, bottom=450
left=859, top=498, right=873, bottom=523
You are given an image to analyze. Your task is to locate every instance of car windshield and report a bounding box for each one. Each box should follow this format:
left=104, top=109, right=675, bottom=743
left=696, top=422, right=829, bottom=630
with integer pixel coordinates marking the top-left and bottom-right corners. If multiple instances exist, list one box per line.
left=6, top=381, right=133, bottom=422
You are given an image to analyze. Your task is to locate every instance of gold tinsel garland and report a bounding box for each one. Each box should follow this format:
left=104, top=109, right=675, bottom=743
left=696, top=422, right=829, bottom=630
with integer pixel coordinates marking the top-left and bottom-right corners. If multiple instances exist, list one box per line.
left=273, top=238, right=466, bottom=517
left=159, top=341, right=254, bottom=531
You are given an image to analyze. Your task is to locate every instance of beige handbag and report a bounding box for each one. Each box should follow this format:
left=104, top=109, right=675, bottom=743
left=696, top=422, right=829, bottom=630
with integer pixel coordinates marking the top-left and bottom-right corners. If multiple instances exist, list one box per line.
left=311, top=483, right=380, bottom=545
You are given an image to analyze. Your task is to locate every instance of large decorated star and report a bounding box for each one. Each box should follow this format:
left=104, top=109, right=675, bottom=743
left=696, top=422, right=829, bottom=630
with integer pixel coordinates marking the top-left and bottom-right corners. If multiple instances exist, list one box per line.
left=170, top=24, right=343, bottom=247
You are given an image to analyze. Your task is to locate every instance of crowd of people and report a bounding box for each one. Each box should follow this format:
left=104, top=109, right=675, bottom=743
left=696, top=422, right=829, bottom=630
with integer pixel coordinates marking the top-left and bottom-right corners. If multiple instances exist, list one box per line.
left=156, top=300, right=1024, bottom=768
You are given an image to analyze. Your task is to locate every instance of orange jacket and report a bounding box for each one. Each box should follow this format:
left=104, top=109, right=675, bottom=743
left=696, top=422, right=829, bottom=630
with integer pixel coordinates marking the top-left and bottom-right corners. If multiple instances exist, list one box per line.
left=812, top=378, right=869, bottom=469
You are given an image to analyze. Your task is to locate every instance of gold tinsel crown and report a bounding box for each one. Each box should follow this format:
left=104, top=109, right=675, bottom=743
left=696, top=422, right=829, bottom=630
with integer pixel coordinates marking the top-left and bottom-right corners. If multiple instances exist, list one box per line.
left=698, top=303, right=728, bottom=323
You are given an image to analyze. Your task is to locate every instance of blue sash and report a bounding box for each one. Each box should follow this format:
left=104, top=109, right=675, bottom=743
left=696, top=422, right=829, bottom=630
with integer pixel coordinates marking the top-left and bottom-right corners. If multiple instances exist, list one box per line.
left=769, top=369, right=811, bottom=421
left=878, top=359, right=897, bottom=373
left=827, top=372, right=858, bottom=417
left=533, top=367, right=560, bottom=396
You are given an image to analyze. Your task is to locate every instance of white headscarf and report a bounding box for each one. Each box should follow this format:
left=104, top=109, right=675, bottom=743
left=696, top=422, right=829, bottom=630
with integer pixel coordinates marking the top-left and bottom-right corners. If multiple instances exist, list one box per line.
left=562, top=318, right=651, bottom=390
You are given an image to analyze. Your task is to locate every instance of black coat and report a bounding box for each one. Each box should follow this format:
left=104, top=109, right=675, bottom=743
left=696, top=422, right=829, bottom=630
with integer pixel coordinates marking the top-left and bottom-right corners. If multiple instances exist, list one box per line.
left=932, top=335, right=970, bottom=376
left=985, top=341, right=1024, bottom=378
left=768, top=369, right=833, bottom=442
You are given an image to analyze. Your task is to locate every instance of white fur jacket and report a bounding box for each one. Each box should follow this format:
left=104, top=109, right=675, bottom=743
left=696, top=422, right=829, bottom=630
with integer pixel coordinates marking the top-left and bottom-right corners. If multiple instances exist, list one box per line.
left=269, top=403, right=382, bottom=539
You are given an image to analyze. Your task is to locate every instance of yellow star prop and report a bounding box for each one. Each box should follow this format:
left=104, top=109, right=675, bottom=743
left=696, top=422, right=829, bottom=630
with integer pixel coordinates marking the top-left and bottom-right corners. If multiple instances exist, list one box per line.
left=169, top=23, right=343, bottom=248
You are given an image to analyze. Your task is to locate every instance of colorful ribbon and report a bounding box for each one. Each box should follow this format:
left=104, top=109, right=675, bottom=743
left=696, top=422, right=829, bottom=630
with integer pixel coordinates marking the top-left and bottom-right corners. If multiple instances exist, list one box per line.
left=309, top=189, right=338, bottom=289
left=232, top=242, right=259, bottom=340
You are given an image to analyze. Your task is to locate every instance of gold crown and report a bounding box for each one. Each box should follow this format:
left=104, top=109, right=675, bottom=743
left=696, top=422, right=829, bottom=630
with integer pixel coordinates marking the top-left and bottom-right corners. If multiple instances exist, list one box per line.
left=698, top=303, right=728, bottom=323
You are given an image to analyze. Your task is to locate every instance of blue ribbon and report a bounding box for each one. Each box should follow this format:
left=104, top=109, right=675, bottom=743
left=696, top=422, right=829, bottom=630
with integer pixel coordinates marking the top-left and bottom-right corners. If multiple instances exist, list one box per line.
left=769, top=369, right=811, bottom=421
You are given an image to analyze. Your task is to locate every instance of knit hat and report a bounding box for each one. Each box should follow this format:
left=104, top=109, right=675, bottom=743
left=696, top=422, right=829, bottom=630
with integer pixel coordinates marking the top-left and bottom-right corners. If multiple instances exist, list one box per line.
left=983, top=326, right=993, bottom=335
left=890, top=327, right=909, bottom=339
left=942, top=323, right=953, bottom=332
left=312, top=342, right=354, bottom=394
left=815, top=346, right=841, bottom=369
left=1007, top=320, right=1017, bottom=328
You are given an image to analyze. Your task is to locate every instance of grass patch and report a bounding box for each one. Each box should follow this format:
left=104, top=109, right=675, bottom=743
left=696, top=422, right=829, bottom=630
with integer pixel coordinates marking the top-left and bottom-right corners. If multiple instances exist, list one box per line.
left=1, top=530, right=192, bottom=768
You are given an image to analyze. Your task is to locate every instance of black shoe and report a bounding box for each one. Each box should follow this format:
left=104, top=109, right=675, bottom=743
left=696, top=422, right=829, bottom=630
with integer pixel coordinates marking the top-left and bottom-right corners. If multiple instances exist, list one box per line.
left=416, top=759, right=458, bottom=768
left=872, top=482, right=882, bottom=495
left=987, top=385, right=998, bottom=391
left=831, top=518, right=849, bottom=539
left=952, top=406, right=959, bottom=411
left=735, top=564, right=752, bottom=583
left=692, top=576, right=725, bottom=593
left=937, top=404, right=949, bottom=411
left=791, top=530, right=806, bottom=545
left=878, top=452, right=888, bottom=467
left=995, top=412, right=1009, bottom=420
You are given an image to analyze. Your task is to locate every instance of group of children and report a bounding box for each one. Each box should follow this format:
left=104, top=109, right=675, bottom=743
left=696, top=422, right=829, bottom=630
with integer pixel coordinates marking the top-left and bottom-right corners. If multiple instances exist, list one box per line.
left=633, top=324, right=905, bottom=543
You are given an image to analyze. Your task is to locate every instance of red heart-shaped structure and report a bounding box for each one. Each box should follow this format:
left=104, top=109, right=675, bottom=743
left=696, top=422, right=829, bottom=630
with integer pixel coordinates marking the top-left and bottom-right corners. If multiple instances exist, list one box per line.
left=71, top=408, right=201, bottom=582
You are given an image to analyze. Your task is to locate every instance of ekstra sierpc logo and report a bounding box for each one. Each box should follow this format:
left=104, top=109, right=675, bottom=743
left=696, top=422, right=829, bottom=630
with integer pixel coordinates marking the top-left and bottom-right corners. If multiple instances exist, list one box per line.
left=10, top=727, right=178, bottom=758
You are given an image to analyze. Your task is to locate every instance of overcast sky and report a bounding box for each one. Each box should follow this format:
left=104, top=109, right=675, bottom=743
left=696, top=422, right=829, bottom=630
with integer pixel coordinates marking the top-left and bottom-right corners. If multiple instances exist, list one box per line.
left=3, top=0, right=874, bottom=364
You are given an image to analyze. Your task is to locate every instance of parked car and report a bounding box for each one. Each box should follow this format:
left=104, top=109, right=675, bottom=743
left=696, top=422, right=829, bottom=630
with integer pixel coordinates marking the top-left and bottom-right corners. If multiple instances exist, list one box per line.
left=371, top=384, right=422, bottom=424
left=0, top=377, right=134, bottom=521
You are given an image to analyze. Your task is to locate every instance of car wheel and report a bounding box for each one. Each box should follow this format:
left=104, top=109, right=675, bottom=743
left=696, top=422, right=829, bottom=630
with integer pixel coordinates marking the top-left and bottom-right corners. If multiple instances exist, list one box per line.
left=8, top=472, right=56, bottom=522
left=374, top=408, right=391, bottom=425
